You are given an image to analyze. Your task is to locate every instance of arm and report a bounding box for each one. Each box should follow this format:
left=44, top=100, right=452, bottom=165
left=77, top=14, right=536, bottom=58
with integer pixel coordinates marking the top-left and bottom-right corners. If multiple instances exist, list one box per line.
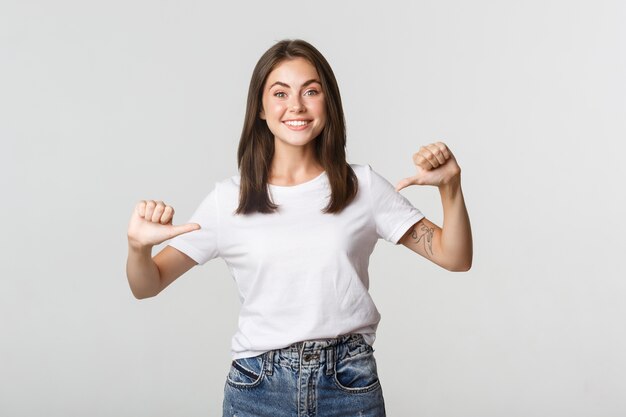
left=395, top=142, right=473, bottom=272
left=126, top=200, right=200, bottom=299
left=126, top=244, right=197, bottom=299
left=398, top=178, right=472, bottom=271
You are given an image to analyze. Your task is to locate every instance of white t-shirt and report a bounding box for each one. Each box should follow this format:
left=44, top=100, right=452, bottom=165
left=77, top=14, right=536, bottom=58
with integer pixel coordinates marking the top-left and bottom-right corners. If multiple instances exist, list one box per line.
left=168, top=163, right=424, bottom=360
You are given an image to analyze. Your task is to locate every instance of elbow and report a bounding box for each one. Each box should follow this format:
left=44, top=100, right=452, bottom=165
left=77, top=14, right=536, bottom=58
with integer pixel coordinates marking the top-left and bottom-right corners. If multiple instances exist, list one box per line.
left=443, top=257, right=472, bottom=272
left=131, top=289, right=147, bottom=300
left=127, top=273, right=162, bottom=300
left=133, top=292, right=149, bottom=300
left=447, top=249, right=473, bottom=272
left=130, top=286, right=159, bottom=300
left=449, top=263, right=472, bottom=272
left=133, top=292, right=157, bottom=300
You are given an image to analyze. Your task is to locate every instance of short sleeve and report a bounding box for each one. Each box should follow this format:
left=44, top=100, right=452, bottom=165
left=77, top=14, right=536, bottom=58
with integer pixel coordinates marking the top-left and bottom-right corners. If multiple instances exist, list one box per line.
left=167, top=185, right=220, bottom=265
left=366, top=164, right=425, bottom=244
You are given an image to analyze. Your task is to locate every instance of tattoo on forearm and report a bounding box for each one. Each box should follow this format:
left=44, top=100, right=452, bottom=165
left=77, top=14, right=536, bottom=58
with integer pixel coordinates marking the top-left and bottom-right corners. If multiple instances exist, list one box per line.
left=410, top=223, right=434, bottom=257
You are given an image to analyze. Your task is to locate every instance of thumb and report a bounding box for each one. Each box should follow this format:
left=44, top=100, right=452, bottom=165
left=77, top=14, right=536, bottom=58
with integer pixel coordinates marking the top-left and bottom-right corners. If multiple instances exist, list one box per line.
left=168, top=223, right=201, bottom=239
left=395, top=176, right=416, bottom=192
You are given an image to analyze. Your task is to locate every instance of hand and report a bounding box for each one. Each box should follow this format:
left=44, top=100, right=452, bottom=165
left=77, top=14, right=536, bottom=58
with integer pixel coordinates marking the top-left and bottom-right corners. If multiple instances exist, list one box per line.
left=395, top=142, right=461, bottom=191
left=127, top=200, right=200, bottom=249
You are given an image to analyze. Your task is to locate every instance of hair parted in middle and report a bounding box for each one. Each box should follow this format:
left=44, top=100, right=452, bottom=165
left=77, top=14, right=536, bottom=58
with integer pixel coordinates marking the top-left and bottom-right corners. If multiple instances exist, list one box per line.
left=235, top=39, right=358, bottom=215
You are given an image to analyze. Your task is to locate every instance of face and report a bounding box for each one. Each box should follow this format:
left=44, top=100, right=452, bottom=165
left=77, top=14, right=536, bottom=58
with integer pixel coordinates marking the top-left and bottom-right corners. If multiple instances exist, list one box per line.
left=260, top=57, right=326, bottom=149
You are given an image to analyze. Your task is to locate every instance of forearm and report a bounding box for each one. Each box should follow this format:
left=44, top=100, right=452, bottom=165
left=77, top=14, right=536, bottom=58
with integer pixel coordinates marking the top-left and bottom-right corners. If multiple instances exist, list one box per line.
left=126, top=242, right=162, bottom=299
left=437, top=177, right=473, bottom=271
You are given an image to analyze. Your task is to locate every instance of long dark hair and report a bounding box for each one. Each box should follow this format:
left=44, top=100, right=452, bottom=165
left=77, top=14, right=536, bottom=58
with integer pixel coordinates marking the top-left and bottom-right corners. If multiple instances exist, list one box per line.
left=235, top=39, right=358, bottom=215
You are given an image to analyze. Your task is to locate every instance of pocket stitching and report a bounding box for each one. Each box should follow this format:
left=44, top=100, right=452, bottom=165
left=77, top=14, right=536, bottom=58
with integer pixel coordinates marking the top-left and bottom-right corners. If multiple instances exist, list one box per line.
left=333, top=371, right=381, bottom=394
left=226, top=356, right=266, bottom=389
left=232, top=360, right=259, bottom=380
left=333, top=350, right=381, bottom=394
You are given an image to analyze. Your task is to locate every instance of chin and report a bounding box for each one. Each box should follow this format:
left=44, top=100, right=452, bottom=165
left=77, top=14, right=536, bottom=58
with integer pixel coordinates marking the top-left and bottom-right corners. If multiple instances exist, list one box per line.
left=278, top=138, right=317, bottom=147
left=275, top=133, right=320, bottom=146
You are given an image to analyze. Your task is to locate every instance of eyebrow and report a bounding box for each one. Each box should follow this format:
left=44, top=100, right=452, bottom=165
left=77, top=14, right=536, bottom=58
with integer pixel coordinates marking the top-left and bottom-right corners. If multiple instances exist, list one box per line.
left=268, top=79, right=321, bottom=90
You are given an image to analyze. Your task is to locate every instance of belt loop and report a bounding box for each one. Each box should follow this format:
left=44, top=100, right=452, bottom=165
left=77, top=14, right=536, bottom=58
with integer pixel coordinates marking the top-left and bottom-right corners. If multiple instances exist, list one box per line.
left=264, top=350, right=274, bottom=375
left=325, top=346, right=335, bottom=376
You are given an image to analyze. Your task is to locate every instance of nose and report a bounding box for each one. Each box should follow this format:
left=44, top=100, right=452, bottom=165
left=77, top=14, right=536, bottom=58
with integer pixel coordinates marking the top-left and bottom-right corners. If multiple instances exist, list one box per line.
left=289, top=96, right=305, bottom=113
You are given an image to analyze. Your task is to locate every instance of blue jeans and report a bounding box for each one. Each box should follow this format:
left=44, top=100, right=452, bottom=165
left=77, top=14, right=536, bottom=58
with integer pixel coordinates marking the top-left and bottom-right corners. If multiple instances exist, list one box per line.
left=222, top=333, right=386, bottom=417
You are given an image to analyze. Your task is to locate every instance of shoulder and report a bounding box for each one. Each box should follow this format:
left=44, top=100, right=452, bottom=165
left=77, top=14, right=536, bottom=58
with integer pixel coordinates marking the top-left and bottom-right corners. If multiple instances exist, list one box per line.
left=348, top=163, right=372, bottom=179
left=349, top=163, right=390, bottom=193
left=192, top=173, right=239, bottom=204
left=215, top=173, right=241, bottom=190
left=349, top=162, right=368, bottom=171
left=349, top=163, right=388, bottom=185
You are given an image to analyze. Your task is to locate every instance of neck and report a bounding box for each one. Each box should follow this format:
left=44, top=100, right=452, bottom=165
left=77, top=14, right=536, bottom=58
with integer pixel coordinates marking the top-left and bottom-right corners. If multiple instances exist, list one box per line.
left=269, top=138, right=323, bottom=184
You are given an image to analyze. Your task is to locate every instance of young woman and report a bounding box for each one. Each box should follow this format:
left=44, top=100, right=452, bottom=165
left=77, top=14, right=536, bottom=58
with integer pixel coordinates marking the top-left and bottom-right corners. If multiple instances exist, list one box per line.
left=126, top=39, right=472, bottom=417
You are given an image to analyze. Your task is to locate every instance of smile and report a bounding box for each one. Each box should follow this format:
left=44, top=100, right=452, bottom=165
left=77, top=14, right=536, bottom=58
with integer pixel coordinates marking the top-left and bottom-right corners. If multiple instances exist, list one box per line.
left=283, top=120, right=310, bottom=127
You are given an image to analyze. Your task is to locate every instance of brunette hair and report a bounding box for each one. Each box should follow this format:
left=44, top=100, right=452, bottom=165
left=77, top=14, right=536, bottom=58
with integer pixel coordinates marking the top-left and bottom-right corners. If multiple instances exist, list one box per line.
left=235, top=39, right=358, bottom=215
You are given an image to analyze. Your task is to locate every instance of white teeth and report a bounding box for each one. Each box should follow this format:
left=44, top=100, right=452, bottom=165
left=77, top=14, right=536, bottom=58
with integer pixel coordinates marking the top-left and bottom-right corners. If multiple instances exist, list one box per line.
left=284, top=120, right=309, bottom=126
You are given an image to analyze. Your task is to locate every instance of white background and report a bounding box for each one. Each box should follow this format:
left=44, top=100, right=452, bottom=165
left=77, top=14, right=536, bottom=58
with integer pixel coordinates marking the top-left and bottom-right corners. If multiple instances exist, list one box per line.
left=2, top=0, right=625, bottom=416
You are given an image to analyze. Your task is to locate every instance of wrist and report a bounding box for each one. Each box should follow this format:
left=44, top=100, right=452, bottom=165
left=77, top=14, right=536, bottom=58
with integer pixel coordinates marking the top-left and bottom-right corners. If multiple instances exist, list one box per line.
left=127, top=237, right=153, bottom=254
left=438, top=175, right=462, bottom=196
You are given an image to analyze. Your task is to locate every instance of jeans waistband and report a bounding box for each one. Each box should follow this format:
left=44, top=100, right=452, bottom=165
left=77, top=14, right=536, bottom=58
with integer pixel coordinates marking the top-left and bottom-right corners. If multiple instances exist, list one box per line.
left=262, top=333, right=370, bottom=377
left=284, top=333, right=365, bottom=354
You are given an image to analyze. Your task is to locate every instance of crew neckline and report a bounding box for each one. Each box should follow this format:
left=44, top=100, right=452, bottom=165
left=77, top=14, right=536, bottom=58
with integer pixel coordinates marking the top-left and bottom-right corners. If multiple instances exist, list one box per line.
left=268, top=170, right=327, bottom=191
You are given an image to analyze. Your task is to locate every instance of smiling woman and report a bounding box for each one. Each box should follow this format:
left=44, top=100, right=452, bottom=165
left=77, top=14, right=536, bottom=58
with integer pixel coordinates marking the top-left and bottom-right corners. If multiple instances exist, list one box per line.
left=259, top=57, right=327, bottom=183
left=234, top=39, right=357, bottom=215
left=126, top=38, right=472, bottom=417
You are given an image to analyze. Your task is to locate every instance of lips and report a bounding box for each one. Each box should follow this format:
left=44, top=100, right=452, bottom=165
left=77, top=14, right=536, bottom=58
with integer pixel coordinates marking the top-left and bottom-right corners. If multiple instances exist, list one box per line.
left=282, top=119, right=312, bottom=130
left=282, top=120, right=311, bottom=127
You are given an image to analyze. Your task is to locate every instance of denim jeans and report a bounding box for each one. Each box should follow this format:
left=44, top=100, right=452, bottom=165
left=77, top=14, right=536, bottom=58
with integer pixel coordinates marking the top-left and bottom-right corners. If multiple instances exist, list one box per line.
left=222, top=333, right=386, bottom=417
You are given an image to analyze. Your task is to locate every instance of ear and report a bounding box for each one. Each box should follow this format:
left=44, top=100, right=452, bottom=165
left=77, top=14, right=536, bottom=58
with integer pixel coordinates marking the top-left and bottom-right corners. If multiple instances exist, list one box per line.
left=259, top=107, right=266, bottom=120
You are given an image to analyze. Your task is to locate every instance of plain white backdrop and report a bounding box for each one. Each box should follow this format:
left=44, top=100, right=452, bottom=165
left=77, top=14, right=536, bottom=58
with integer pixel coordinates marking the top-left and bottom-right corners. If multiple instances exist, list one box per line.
left=2, top=0, right=625, bottom=416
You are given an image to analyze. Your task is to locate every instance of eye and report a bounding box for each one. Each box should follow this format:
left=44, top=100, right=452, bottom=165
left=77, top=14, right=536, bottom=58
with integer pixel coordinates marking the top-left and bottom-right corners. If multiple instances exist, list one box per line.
left=304, top=89, right=319, bottom=96
left=273, top=91, right=286, bottom=98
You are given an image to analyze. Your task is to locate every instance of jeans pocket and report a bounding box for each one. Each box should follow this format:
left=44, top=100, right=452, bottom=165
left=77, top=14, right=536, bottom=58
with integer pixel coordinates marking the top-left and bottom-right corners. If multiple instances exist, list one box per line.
left=226, top=353, right=266, bottom=389
left=333, top=344, right=381, bottom=393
